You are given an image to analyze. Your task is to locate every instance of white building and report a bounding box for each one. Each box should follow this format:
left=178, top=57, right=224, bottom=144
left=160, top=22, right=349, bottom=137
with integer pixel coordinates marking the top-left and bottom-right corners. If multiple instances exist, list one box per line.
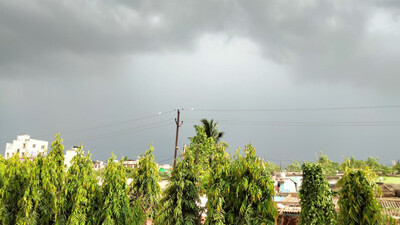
left=93, top=160, right=105, bottom=170
left=123, top=159, right=139, bottom=168
left=64, top=146, right=79, bottom=169
left=4, top=135, right=48, bottom=159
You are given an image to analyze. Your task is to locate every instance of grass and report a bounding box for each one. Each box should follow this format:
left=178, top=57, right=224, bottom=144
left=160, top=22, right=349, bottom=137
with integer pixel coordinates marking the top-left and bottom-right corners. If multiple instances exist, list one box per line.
left=379, top=176, right=400, bottom=184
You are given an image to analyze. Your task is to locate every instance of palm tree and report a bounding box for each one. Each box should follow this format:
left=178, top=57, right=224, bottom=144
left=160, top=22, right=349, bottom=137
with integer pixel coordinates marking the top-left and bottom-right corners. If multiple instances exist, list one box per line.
left=196, top=119, right=224, bottom=143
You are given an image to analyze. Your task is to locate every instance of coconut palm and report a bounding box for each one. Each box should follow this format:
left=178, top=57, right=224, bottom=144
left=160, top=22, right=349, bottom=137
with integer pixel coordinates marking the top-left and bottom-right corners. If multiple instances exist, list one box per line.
left=196, top=119, right=224, bottom=143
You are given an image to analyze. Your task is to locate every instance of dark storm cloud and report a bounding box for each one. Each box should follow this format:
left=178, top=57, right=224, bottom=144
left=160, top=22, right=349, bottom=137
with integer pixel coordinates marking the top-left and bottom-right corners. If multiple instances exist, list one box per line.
left=1, top=0, right=400, bottom=91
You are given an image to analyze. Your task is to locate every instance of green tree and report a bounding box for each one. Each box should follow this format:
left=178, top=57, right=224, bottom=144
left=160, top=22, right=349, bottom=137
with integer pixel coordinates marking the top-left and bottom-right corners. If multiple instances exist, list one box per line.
left=98, top=154, right=132, bottom=224
left=6, top=135, right=66, bottom=225
left=15, top=156, right=46, bottom=225
left=196, top=119, right=224, bottom=143
left=62, top=147, right=100, bottom=225
left=337, top=162, right=391, bottom=224
left=317, top=153, right=339, bottom=176
left=0, top=155, right=5, bottom=192
left=394, top=161, right=400, bottom=174
left=264, top=161, right=281, bottom=173
left=206, top=144, right=277, bottom=225
left=0, top=154, right=31, bottom=225
left=156, top=154, right=201, bottom=225
left=204, top=144, right=230, bottom=225
left=286, top=160, right=302, bottom=172
left=41, top=134, right=66, bottom=224
left=366, top=157, right=381, bottom=172
left=188, top=126, right=216, bottom=174
left=129, top=146, right=161, bottom=221
left=299, top=163, right=336, bottom=225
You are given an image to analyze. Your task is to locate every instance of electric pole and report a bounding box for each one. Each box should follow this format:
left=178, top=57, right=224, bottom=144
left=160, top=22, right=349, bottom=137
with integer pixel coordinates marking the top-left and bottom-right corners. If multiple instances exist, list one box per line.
left=174, top=109, right=183, bottom=168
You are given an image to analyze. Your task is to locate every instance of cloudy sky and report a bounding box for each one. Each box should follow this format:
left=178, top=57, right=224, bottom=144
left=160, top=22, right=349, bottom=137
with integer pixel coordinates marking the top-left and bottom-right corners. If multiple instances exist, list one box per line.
left=1, top=0, right=400, bottom=166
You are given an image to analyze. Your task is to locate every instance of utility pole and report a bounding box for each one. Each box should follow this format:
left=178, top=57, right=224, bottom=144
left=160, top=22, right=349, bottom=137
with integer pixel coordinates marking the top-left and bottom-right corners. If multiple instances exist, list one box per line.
left=174, top=109, right=183, bottom=168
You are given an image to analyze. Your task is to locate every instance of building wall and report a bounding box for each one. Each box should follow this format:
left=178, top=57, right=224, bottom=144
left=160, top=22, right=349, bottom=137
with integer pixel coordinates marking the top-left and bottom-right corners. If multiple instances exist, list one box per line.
left=64, top=148, right=78, bottom=169
left=93, top=161, right=105, bottom=170
left=279, top=179, right=297, bottom=193
left=4, top=135, right=48, bottom=159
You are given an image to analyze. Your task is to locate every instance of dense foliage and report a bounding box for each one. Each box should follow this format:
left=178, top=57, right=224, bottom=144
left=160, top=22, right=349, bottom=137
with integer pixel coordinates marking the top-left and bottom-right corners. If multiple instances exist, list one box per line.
left=1, top=126, right=398, bottom=224
left=196, top=119, right=224, bottom=143
left=299, top=163, right=336, bottom=225
left=156, top=154, right=201, bottom=225
left=0, top=134, right=66, bottom=225
left=129, top=146, right=161, bottom=220
left=394, top=160, right=400, bottom=174
left=317, top=153, right=340, bottom=176
left=0, top=155, right=4, bottom=190
left=341, top=156, right=394, bottom=175
left=0, top=135, right=154, bottom=225
left=265, top=161, right=281, bottom=173
left=61, top=146, right=100, bottom=224
left=286, top=160, right=302, bottom=172
left=337, top=163, right=396, bottom=225
left=98, top=154, right=132, bottom=224
left=206, top=144, right=278, bottom=225
left=187, top=126, right=216, bottom=175
left=204, top=144, right=230, bottom=225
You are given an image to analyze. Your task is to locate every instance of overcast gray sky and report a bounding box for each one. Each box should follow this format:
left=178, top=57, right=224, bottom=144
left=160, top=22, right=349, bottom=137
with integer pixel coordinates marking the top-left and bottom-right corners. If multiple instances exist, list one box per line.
left=1, top=0, right=400, bottom=166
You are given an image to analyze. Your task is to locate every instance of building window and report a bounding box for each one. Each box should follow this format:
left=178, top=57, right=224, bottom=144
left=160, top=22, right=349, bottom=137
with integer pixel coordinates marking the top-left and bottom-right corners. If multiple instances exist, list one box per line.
left=6, top=153, right=9, bottom=158
left=33, top=144, right=36, bottom=148
left=23, top=143, right=26, bottom=148
left=41, top=145, right=45, bottom=149
left=22, top=152, right=25, bottom=157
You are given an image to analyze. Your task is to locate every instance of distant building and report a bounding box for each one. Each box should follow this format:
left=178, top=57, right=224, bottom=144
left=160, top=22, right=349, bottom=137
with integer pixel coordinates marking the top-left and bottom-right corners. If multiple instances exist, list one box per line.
left=4, top=135, right=48, bottom=159
left=93, top=160, right=105, bottom=170
left=64, top=146, right=79, bottom=169
left=275, top=178, right=298, bottom=193
left=273, top=172, right=302, bottom=193
left=123, top=159, right=139, bottom=168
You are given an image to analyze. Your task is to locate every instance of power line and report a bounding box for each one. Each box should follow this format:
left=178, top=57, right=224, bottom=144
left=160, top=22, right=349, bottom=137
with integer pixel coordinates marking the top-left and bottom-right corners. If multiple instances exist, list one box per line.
left=67, top=119, right=174, bottom=143
left=0, top=110, right=175, bottom=141
left=42, top=110, right=175, bottom=137
left=185, top=105, right=400, bottom=112
left=67, top=123, right=172, bottom=143
left=157, top=156, right=175, bottom=164
left=184, top=119, right=400, bottom=127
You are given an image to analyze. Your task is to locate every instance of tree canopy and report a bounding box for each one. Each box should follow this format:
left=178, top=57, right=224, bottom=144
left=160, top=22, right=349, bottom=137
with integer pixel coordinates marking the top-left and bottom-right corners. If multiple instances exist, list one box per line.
left=206, top=144, right=278, bottom=225
left=156, top=153, right=201, bottom=225
left=195, top=119, right=224, bottom=143
left=286, top=160, right=302, bottom=172
left=299, top=163, right=336, bottom=225
left=337, top=161, right=394, bottom=224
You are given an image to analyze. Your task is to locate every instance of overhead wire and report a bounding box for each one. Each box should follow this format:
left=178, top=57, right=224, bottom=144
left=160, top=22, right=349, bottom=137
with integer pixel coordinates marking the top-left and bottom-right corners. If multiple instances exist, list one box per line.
left=184, top=105, right=400, bottom=112
left=184, top=119, right=400, bottom=127
left=67, top=119, right=174, bottom=143
left=157, top=156, right=176, bottom=164
left=39, top=110, right=175, bottom=137
left=0, top=110, right=175, bottom=141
